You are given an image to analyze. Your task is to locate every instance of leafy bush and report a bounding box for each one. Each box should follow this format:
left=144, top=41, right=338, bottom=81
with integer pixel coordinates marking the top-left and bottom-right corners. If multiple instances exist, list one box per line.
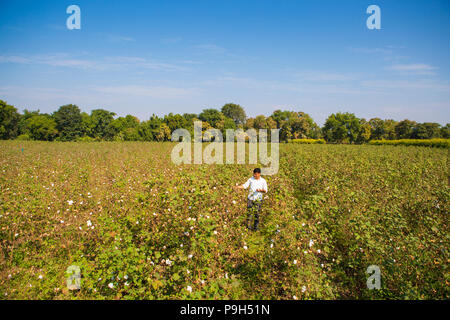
left=290, top=139, right=326, bottom=144
left=369, top=139, right=449, bottom=148
left=15, top=134, right=31, bottom=141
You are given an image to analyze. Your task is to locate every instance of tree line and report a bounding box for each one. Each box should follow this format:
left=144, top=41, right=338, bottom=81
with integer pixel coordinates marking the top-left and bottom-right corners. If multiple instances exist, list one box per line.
left=0, top=99, right=448, bottom=143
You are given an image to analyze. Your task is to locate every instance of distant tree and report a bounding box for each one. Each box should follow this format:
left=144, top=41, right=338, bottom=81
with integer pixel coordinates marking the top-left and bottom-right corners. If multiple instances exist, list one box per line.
left=395, top=119, right=417, bottom=139
left=107, top=115, right=140, bottom=140
left=279, top=122, right=292, bottom=142
left=139, top=115, right=164, bottom=141
left=266, top=116, right=278, bottom=130
left=288, top=112, right=318, bottom=139
left=369, top=118, right=398, bottom=140
left=90, top=109, right=116, bottom=139
left=182, top=113, right=198, bottom=124
left=244, top=117, right=255, bottom=130
left=155, top=123, right=171, bottom=141
left=383, top=119, right=398, bottom=140
left=412, top=122, right=442, bottom=139
left=80, top=112, right=93, bottom=137
left=52, top=104, right=83, bottom=141
left=357, top=119, right=372, bottom=143
left=164, top=113, right=187, bottom=133
left=215, top=116, right=236, bottom=138
left=18, top=109, right=41, bottom=135
left=0, top=100, right=20, bottom=139
left=440, top=124, right=450, bottom=139
left=199, top=109, right=223, bottom=128
left=25, top=115, right=58, bottom=141
left=221, top=103, right=246, bottom=125
left=253, top=115, right=267, bottom=129
left=322, top=112, right=361, bottom=144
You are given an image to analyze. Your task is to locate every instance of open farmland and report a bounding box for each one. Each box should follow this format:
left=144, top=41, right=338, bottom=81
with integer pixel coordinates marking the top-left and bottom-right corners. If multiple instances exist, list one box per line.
left=0, top=141, right=448, bottom=299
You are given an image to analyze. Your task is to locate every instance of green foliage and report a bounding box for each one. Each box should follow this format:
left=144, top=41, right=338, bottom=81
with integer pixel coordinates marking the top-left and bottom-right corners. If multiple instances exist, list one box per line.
left=0, top=100, right=20, bottom=139
left=221, top=103, right=246, bottom=126
left=89, top=109, right=116, bottom=140
left=52, top=105, right=84, bottom=141
left=16, top=134, right=31, bottom=141
left=199, top=109, right=223, bottom=128
left=369, top=139, right=450, bottom=148
left=0, top=99, right=448, bottom=144
left=322, top=112, right=361, bottom=144
left=290, top=139, right=326, bottom=144
left=24, top=115, right=58, bottom=141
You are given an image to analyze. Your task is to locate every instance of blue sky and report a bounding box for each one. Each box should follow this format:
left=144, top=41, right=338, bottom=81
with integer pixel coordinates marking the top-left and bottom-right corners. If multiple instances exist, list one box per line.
left=0, top=0, right=449, bottom=125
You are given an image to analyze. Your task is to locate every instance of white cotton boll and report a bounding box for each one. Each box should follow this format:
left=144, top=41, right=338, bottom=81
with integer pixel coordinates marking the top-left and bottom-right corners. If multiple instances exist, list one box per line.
left=186, top=286, right=192, bottom=293
left=108, top=283, right=114, bottom=289
left=302, top=286, right=307, bottom=293
left=243, top=245, right=248, bottom=250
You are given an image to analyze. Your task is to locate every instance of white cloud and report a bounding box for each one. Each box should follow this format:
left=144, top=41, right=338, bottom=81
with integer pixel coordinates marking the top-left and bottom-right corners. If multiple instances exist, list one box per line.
left=389, top=63, right=437, bottom=75
left=107, top=35, right=135, bottom=42
left=0, top=53, right=185, bottom=72
left=193, top=44, right=226, bottom=54
left=93, top=85, right=199, bottom=99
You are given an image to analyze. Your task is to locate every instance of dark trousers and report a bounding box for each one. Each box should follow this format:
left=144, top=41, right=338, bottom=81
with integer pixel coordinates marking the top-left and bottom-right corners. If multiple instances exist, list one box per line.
left=246, top=199, right=262, bottom=230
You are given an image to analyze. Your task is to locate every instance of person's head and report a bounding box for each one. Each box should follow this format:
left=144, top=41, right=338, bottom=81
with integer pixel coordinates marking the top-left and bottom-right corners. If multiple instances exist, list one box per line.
left=253, top=168, right=261, bottom=179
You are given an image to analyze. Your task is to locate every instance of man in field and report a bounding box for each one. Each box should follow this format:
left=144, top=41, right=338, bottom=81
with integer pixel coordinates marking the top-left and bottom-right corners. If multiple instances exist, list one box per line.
left=235, top=168, right=268, bottom=231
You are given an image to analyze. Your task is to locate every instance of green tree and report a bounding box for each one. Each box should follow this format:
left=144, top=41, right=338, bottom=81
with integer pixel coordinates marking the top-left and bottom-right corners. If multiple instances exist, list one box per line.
left=279, top=122, right=292, bottom=142
left=440, top=124, right=450, bottom=139
left=0, top=100, right=20, bottom=139
left=395, top=119, right=417, bottom=139
left=412, top=122, right=442, bottom=139
left=199, top=109, right=223, bottom=128
left=221, top=103, right=246, bottom=125
left=322, top=112, right=361, bottom=144
left=357, top=119, right=372, bottom=143
left=25, top=115, right=58, bottom=141
left=90, top=109, right=116, bottom=139
left=52, top=104, right=83, bottom=141
left=164, top=113, right=187, bottom=133
left=107, top=115, right=140, bottom=140
left=18, top=109, right=41, bottom=135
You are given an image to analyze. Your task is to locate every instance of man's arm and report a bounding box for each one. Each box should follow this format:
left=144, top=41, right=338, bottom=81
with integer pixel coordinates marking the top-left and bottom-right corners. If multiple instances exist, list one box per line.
left=235, top=179, right=250, bottom=190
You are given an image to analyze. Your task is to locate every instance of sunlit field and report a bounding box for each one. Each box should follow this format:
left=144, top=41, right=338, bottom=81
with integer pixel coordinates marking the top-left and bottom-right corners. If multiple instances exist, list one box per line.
left=0, top=141, right=448, bottom=299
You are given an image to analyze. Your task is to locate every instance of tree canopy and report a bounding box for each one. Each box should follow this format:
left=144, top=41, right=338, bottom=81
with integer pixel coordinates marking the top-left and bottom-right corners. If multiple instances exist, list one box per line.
left=0, top=99, right=448, bottom=143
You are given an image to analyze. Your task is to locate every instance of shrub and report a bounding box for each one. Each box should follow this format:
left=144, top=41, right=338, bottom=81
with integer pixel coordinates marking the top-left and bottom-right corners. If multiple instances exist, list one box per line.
left=369, top=139, right=449, bottom=148
left=290, top=139, right=326, bottom=144
left=16, top=134, right=31, bottom=141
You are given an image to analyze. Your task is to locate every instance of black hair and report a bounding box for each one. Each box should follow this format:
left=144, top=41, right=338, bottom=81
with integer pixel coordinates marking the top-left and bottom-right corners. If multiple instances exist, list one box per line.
left=253, top=168, right=261, bottom=174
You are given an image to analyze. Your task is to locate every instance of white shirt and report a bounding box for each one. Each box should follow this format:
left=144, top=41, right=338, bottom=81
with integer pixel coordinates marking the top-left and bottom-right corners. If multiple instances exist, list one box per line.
left=243, top=177, right=268, bottom=201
